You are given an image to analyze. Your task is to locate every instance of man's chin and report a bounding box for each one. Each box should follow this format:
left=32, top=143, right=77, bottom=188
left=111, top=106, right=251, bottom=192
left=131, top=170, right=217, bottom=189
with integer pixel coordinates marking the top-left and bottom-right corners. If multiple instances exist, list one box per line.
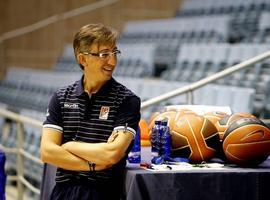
left=103, top=71, right=113, bottom=79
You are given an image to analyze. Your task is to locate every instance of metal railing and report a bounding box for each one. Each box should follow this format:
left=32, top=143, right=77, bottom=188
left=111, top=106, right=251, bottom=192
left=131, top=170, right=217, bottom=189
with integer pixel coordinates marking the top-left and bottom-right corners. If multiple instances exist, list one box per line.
left=0, top=109, right=43, bottom=199
left=141, top=50, right=270, bottom=109
left=0, top=50, right=270, bottom=198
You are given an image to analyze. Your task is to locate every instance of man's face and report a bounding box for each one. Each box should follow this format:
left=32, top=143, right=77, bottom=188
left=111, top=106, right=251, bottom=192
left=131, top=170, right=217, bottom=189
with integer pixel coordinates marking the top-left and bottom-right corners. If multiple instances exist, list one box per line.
left=82, top=43, right=118, bottom=82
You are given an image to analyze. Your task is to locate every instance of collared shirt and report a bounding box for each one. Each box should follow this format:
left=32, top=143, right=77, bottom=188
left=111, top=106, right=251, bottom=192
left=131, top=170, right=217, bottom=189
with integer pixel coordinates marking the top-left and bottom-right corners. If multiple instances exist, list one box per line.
left=43, top=76, right=141, bottom=183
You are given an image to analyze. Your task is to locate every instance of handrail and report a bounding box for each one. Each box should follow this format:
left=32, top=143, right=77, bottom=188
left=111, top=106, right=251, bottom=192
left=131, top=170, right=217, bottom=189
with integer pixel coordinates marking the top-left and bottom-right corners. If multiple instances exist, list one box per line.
left=0, top=109, right=42, bottom=128
left=141, top=50, right=270, bottom=109
left=0, top=144, right=42, bottom=164
left=19, top=176, right=40, bottom=195
left=0, top=119, right=42, bottom=197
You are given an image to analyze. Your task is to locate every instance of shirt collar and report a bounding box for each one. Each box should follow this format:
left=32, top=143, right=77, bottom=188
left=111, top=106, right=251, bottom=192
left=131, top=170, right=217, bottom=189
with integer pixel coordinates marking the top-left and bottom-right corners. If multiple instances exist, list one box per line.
left=75, top=75, right=114, bottom=96
left=75, top=75, right=85, bottom=96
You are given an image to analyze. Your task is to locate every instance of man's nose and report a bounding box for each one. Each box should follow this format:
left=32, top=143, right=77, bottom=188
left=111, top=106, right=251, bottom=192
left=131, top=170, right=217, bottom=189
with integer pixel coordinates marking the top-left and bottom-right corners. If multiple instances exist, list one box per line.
left=107, top=54, right=117, bottom=66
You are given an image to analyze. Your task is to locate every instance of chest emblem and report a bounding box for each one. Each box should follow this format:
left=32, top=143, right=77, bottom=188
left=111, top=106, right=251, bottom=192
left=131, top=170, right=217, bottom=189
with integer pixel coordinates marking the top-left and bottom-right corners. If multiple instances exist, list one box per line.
left=99, top=106, right=110, bottom=120
left=64, top=103, right=79, bottom=109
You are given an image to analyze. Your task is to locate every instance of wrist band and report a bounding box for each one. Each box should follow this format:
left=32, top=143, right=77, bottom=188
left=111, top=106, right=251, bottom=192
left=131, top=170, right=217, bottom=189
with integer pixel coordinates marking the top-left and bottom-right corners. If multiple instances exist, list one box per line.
left=88, top=161, right=96, bottom=172
left=92, top=163, right=96, bottom=172
left=88, top=161, right=92, bottom=171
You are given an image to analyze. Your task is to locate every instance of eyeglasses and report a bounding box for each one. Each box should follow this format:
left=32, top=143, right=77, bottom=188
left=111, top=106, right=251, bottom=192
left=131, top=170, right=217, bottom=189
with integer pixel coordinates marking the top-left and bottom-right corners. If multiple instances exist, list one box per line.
left=81, top=49, right=121, bottom=59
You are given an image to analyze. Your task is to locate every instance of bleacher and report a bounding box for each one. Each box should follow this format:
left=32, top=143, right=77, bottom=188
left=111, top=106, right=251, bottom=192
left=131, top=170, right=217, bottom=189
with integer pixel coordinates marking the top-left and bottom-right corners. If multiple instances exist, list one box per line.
left=0, top=68, right=81, bottom=196
left=1, top=0, right=270, bottom=198
left=119, top=15, right=230, bottom=74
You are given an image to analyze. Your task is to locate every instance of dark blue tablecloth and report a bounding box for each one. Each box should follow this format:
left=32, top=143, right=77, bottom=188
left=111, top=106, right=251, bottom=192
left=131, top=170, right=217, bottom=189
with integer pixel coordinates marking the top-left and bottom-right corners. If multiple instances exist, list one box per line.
left=124, top=157, right=270, bottom=200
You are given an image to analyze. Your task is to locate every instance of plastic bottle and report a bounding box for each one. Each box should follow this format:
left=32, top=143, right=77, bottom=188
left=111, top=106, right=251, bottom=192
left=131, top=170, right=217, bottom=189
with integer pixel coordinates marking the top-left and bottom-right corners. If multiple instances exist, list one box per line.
left=128, top=128, right=141, bottom=164
left=151, top=120, right=161, bottom=163
left=160, top=120, right=171, bottom=159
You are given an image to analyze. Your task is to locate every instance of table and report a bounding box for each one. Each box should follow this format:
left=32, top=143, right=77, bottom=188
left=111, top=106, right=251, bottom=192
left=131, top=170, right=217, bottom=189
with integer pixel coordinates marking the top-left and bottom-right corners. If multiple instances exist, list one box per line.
left=124, top=160, right=270, bottom=200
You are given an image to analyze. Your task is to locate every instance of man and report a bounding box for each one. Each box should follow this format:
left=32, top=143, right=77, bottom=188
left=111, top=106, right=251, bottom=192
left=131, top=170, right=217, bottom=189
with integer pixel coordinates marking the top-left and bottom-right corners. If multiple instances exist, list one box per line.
left=40, top=23, right=141, bottom=200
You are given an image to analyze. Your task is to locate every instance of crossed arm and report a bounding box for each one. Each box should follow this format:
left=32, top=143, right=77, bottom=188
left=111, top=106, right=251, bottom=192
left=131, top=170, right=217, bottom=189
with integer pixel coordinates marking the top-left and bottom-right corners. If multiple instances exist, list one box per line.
left=40, top=128, right=133, bottom=171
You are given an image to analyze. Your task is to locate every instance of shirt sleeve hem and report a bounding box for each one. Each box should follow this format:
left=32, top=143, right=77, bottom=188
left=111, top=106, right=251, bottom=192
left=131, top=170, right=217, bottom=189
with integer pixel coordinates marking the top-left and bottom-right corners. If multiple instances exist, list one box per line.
left=113, top=126, right=136, bottom=138
left=43, top=124, right=63, bottom=133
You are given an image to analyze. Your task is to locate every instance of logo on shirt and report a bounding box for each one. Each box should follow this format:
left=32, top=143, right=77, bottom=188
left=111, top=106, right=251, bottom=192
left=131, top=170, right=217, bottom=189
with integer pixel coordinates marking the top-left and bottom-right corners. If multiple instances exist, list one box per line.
left=64, top=103, right=79, bottom=109
left=99, top=106, right=110, bottom=120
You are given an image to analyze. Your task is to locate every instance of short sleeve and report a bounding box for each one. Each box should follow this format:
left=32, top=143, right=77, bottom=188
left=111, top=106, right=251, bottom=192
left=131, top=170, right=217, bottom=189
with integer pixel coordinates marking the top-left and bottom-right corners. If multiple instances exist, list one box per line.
left=43, top=92, right=63, bottom=132
left=114, top=95, right=141, bottom=134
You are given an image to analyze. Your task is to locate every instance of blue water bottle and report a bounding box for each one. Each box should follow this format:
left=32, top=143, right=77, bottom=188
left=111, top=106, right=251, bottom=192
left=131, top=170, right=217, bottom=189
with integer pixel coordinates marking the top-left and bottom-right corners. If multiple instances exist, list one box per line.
left=128, top=128, right=141, bottom=164
left=0, top=150, right=6, bottom=200
left=160, top=120, right=171, bottom=159
left=151, top=120, right=161, bottom=163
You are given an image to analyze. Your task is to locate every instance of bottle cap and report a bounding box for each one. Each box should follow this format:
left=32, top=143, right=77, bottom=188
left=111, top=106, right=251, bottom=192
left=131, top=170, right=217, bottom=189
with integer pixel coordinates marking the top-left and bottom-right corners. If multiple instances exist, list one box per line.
left=154, top=120, right=161, bottom=125
left=161, top=118, right=168, bottom=126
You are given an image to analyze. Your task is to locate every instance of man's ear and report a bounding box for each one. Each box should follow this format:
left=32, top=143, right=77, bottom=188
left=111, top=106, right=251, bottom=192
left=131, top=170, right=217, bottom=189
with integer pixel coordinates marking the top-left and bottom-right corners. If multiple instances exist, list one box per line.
left=77, top=53, right=87, bottom=68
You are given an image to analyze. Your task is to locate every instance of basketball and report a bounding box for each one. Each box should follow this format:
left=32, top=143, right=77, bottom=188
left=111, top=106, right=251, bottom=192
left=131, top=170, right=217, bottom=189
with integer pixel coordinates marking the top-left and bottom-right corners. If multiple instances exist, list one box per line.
left=170, top=114, right=220, bottom=163
left=216, top=112, right=255, bottom=141
left=223, top=117, right=270, bottom=166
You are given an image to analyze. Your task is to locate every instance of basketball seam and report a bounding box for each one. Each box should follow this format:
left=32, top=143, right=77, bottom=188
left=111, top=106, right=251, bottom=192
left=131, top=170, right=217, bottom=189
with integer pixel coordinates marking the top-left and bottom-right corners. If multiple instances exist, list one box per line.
left=224, top=119, right=263, bottom=138
left=225, top=139, right=270, bottom=146
left=223, top=124, right=269, bottom=144
left=187, top=116, right=204, bottom=160
left=225, top=150, right=246, bottom=162
left=201, top=118, right=218, bottom=153
left=171, top=130, right=190, bottom=150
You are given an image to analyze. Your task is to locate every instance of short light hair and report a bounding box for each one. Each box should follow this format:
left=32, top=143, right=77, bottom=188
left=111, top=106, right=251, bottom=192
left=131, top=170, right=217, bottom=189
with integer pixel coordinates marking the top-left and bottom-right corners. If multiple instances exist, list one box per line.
left=73, top=23, right=119, bottom=70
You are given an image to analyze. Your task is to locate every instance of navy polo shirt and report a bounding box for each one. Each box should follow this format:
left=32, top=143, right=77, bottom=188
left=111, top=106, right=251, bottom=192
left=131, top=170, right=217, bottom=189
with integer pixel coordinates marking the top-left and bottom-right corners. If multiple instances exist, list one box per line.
left=43, top=76, right=141, bottom=183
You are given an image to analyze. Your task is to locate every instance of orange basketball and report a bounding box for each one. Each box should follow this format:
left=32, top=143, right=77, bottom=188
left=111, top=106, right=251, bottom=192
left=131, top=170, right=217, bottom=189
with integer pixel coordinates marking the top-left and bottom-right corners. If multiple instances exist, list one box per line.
left=171, top=114, right=220, bottom=163
left=216, top=112, right=256, bottom=141
left=223, top=117, right=270, bottom=166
